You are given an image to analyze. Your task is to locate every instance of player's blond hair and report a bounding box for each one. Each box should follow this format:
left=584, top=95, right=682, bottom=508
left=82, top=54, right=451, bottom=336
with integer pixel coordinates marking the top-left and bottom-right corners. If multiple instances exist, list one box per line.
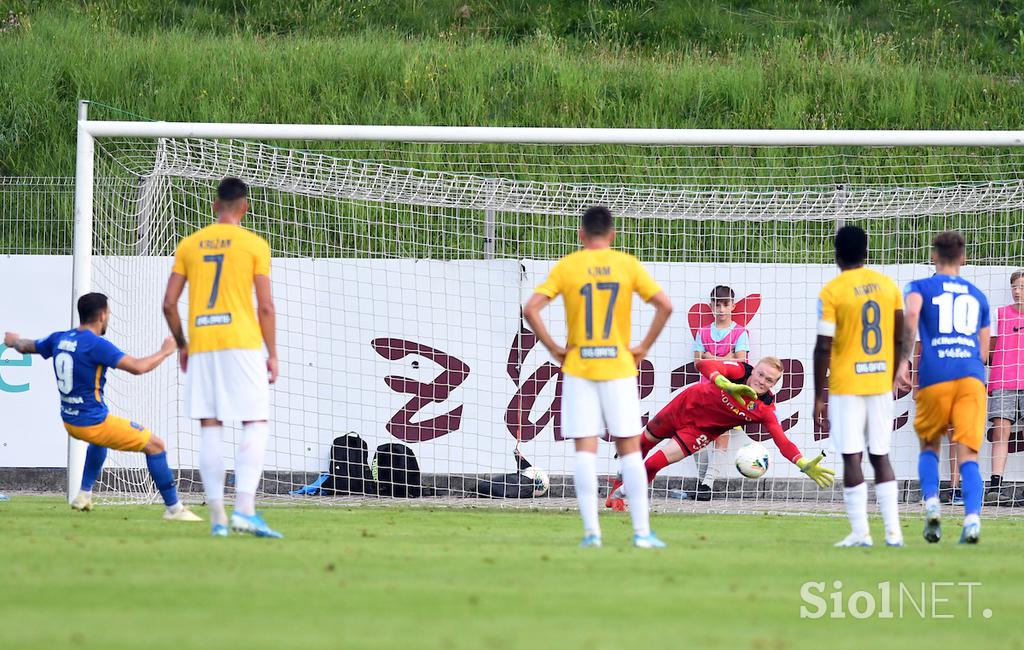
left=757, top=356, right=784, bottom=373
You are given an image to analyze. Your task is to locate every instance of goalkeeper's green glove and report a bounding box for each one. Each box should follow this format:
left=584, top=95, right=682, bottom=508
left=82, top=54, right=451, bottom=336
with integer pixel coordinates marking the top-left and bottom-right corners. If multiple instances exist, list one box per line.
left=796, top=452, right=836, bottom=489
left=714, top=374, right=757, bottom=402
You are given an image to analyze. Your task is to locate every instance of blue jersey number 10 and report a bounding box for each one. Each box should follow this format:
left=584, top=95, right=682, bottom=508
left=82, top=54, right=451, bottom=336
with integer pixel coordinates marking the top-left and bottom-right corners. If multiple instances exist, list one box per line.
left=932, top=292, right=980, bottom=335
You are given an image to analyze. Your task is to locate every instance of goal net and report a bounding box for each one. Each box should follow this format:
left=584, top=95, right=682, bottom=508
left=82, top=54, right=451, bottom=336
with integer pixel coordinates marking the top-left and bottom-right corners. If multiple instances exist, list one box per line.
left=80, top=124, right=1024, bottom=514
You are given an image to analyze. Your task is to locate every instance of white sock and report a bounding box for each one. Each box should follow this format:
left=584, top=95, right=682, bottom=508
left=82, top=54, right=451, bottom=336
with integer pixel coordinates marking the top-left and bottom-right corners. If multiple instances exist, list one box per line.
left=620, top=452, right=650, bottom=536
left=166, top=502, right=183, bottom=514
left=235, top=422, right=269, bottom=516
left=702, top=446, right=726, bottom=488
left=695, top=449, right=709, bottom=481
left=843, top=483, right=870, bottom=538
left=875, top=480, right=900, bottom=538
left=199, top=425, right=227, bottom=525
left=964, top=513, right=980, bottom=528
left=79, top=489, right=92, bottom=497
left=925, top=495, right=940, bottom=511
left=574, top=451, right=600, bottom=537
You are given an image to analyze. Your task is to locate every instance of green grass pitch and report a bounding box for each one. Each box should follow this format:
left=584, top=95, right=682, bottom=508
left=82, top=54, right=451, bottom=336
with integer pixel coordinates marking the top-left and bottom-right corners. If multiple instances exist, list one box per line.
left=2, top=497, right=1023, bottom=650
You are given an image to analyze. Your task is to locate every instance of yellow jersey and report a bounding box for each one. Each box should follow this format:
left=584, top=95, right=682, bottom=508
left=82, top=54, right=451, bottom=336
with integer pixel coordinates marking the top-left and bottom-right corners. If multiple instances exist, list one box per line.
left=172, top=223, right=271, bottom=354
left=818, top=266, right=903, bottom=395
left=535, top=248, right=662, bottom=381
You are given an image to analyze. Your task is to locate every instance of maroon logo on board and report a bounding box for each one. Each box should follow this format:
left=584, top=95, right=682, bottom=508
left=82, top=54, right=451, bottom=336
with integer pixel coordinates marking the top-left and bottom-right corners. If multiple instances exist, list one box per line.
left=371, top=338, right=470, bottom=442
left=504, top=319, right=654, bottom=442
left=687, top=293, right=761, bottom=338
left=505, top=322, right=564, bottom=441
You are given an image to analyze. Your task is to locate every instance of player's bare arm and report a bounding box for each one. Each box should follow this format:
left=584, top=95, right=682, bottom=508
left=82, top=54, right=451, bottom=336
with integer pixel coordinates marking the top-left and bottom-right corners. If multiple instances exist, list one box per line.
left=254, top=274, right=278, bottom=384
left=162, top=272, right=188, bottom=371
left=116, top=336, right=177, bottom=375
left=896, top=292, right=922, bottom=390
left=979, top=325, right=991, bottom=363
left=892, top=308, right=905, bottom=388
left=812, top=334, right=832, bottom=425
left=3, top=332, right=37, bottom=354
left=522, top=293, right=567, bottom=365
left=631, top=290, right=672, bottom=365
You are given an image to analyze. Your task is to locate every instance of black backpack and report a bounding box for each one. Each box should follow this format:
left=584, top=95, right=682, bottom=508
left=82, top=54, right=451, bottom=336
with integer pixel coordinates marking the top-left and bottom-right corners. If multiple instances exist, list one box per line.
left=374, top=443, right=421, bottom=498
left=326, top=433, right=376, bottom=496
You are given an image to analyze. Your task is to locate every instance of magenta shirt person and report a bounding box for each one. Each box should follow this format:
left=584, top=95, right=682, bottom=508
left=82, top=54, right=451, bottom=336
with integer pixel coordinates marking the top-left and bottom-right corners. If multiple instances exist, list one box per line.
left=986, top=269, right=1024, bottom=501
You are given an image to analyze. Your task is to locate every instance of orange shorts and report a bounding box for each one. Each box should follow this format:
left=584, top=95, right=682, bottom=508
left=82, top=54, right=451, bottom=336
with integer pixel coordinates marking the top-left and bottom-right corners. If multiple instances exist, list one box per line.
left=914, top=377, right=987, bottom=452
left=64, top=415, right=152, bottom=452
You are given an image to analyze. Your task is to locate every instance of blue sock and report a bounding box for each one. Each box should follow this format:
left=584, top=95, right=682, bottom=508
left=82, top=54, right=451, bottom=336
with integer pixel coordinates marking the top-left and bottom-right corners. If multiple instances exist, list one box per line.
left=145, top=452, right=179, bottom=508
left=919, top=450, right=940, bottom=502
left=81, top=444, right=108, bottom=492
left=960, top=460, right=983, bottom=517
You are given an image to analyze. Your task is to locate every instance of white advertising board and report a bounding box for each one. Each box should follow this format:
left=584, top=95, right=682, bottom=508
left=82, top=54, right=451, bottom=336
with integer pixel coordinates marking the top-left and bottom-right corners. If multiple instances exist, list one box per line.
left=3, top=255, right=1024, bottom=482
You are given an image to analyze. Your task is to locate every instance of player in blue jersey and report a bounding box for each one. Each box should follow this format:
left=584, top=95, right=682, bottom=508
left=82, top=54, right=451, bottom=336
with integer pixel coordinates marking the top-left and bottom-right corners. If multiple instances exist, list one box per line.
left=4, top=293, right=201, bottom=521
left=896, top=232, right=990, bottom=544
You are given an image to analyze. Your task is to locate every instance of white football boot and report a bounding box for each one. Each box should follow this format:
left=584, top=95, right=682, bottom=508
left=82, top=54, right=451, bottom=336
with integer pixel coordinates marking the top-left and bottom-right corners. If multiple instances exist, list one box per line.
left=70, top=492, right=93, bottom=512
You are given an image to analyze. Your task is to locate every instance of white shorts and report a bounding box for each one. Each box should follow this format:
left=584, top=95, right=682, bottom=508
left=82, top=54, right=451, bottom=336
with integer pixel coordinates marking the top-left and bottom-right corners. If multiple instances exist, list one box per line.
left=561, top=374, right=642, bottom=439
left=828, top=392, right=893, bottom=455
left=184, top=349, right=269, bottom=422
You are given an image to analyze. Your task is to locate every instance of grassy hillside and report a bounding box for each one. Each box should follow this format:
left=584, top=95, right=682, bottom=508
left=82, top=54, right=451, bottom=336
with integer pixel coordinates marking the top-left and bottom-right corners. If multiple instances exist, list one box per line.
left=3, top=1, right=1024, bottom=176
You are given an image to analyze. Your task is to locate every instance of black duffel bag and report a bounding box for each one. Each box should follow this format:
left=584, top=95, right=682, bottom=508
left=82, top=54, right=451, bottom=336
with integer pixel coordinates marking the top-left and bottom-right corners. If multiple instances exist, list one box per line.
left=374, top=443, right=421, bottom=498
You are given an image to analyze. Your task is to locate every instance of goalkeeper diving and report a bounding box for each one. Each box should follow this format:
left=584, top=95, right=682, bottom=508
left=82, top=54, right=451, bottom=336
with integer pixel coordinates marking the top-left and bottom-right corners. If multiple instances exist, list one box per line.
left=607, top=358, right=835, bottom=508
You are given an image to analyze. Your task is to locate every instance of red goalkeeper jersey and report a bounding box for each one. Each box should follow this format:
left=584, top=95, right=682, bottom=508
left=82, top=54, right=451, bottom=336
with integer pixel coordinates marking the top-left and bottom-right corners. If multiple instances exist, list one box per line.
left=646, top=359, right=803, bottom=463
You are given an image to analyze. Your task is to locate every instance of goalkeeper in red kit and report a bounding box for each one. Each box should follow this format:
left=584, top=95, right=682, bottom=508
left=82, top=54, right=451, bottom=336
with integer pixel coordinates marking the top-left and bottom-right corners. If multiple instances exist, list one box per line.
left=606, top=357, right=835, bottom=508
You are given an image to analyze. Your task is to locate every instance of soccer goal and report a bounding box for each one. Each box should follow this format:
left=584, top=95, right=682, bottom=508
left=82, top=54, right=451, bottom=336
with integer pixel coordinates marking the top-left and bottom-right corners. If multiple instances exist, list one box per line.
left=73, top=101, right=1024, bottom=514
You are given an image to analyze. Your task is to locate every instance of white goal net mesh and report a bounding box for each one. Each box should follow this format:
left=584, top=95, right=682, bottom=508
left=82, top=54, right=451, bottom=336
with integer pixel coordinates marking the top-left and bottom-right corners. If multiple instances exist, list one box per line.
left=85, top=135, right=1024, bottom=513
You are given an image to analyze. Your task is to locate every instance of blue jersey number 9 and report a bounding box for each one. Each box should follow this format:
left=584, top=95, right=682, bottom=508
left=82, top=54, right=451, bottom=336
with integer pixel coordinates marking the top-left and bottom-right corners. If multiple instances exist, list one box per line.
left=55, top=352, right=74, bottom=395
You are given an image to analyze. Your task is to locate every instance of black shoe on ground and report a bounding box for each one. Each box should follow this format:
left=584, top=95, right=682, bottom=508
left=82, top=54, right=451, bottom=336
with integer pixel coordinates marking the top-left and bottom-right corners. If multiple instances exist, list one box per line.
left=984, top=486, right=1014, bottom=506
left=694, top=483, right=714, bottom=501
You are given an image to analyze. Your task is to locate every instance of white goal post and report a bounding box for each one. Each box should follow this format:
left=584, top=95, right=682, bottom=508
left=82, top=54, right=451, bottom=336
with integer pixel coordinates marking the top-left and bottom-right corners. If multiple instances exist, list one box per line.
left=73, top=99, right=1024, bottom=512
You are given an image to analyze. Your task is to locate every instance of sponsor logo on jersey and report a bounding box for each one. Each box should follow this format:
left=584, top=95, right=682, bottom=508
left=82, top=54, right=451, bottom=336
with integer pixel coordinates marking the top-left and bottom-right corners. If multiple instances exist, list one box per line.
left=855, top=361, right=887, bottom=374
left=720, top=392, right=754, bottom=421
left=931, top=336, right=976, bottom=348
left=195, top=313, right=232, bottom=327
left=580, top=346, right=617, bottom=359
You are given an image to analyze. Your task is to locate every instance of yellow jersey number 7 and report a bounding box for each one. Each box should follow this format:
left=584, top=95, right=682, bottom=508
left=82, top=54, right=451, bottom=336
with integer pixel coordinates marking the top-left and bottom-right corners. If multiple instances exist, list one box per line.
left=203, top=254, right=224, bottom=309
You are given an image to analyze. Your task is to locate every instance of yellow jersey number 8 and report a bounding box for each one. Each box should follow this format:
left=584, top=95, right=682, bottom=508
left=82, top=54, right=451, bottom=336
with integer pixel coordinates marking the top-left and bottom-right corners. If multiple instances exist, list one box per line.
left=861, top=300, right=882, bottom=354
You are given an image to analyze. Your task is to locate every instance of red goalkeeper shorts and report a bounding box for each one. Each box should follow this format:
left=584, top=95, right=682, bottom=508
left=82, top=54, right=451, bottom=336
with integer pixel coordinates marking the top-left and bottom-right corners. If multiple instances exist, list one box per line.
left=646, top=411, right=716, bottom=457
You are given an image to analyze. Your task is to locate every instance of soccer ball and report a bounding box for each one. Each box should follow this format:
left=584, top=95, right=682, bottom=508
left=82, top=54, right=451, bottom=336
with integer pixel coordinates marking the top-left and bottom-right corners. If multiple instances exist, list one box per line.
left=522, top=467, right=550, bottom=497
left=735, top=442, right=770, bottom=479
